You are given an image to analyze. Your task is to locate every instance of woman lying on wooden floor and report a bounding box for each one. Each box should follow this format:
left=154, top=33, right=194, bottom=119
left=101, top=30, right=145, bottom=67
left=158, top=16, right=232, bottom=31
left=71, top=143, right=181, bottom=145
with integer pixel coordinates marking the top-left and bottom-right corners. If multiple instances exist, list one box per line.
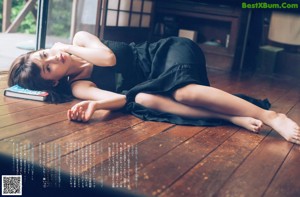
left=7, top=31, right=300, bottom=144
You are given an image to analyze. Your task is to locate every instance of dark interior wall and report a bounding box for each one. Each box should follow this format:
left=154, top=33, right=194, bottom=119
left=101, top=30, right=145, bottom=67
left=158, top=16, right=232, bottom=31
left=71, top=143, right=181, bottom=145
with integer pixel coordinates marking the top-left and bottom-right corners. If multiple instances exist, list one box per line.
left=240, top=10, right=264, bottom=72
left=99, top=1, right=300, bottom=74
left=103, top=27, right=151, bottom=43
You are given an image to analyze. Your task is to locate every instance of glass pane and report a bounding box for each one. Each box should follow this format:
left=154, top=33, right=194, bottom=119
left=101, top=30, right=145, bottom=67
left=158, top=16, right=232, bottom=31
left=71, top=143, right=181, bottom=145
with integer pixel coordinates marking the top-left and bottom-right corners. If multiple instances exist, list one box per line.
left=0, top=0, right=37, bottom=72
left=46, top=0, right=73, bottom=47
left=106, top=10, right=118, bottom=26
left=76, top=0, right=98, bottom=35
left=143, top=1, right=152, bottom=13
left=80, top=0, right=98, bottom=27
left=108, top=0, right=119, bottom=10
left=130, top=14, right=140, bottom=27
left=45, top=0, right=99, bottom=48
left=141, top=14, right=150, bottom=27
left=119, top=0, right=131, bottom=11
left=132, top=0, right=142, bottom=12
left=118, top=12, right=129, bottom=26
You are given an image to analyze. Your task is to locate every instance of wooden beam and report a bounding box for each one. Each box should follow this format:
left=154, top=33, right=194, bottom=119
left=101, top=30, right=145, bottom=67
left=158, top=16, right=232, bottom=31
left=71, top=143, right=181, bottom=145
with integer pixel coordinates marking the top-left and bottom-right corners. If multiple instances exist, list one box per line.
left=70, top=0, right=78, bottom=39
left=25, top=0, right=37, bottom=19
left=95, top=0, right=102, bottom=37
left=2, top=0, right=12, bottom=32
left=99, top=0, right=108, bottom=40
left=5, top=0, right=37, bottom=33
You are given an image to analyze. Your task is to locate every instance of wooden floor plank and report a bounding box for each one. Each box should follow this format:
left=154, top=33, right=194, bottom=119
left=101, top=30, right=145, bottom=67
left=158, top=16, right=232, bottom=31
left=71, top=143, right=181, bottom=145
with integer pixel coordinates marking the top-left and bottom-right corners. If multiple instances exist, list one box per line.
left=94, top=126, right=206, bottom=188
left=0, top=112, right=139, bottom=154
left=160, top=127, right=266, bottom=197
left=56, top=121, right=174, bottom=175
left=0, top=102, right=75, bottom=128
left=216, top=134, right=293, bottom=197
left=0, top=78, right=26, bottom=105
left=39, top=114, right=143, bottom=163
left=264, top=146, right=300, bottom=197
left=263, top=101, right=300, bottom=197
left=1, top=70, right=300, bottom=196
left=0, top=100, right=46, bottom=115
left=214, top=87, right=300, bottom=196
left=155, top=74, right=286, bottom=196
left=0, top=82, right=8, bottom=89
left=0, top=93, right=24, bottom=106
left=159, top=73, right=294, bottom=197
left=129, top=126, right=239, bottom=196
left=0, top=111, right=67, bottom=140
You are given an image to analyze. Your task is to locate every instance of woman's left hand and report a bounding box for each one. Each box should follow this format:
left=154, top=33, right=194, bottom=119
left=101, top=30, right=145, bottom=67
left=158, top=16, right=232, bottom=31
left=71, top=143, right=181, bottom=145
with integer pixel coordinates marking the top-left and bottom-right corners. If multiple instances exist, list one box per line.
left=67, top=101, right=97, bottom=122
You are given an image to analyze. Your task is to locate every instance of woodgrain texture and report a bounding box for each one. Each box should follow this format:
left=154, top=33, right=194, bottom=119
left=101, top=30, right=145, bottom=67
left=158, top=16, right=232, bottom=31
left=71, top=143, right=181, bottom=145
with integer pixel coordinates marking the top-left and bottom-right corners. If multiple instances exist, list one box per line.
left=1, top=69, right=300, bottom=197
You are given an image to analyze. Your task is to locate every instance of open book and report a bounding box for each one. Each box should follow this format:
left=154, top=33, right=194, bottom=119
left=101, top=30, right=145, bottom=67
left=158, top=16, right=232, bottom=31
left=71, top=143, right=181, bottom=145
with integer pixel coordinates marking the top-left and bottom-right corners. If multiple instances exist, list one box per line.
left=4, top=85, right=48, bottom=102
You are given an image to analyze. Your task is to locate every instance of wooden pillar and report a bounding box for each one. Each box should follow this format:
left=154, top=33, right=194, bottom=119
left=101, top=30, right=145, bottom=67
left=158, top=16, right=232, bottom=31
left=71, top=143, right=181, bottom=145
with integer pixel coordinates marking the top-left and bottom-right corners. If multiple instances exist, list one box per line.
left=5, top=0, right=37, bottom=33
left=95, top=0, right=102, bottom=38
left=36, top=0, right=49, bottom=49
left=26, top=0, right=38, bottom=20
left=2, top=0, right=12, bottom=32
left=99, top=0, right=108, bottom=40
left=70, top=0, right=78, bottom=39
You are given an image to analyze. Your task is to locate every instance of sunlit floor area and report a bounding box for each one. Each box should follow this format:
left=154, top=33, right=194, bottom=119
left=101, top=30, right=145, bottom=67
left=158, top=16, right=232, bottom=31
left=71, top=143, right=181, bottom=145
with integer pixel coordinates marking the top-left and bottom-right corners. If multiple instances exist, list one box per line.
left=0, top=33, right=71, bottom=72
left=0, top=33, right=35, bottom=72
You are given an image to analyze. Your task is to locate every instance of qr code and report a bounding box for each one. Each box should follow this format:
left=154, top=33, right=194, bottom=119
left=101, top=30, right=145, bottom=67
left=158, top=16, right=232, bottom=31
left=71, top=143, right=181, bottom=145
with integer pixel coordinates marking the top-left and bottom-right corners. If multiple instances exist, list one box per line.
left=2, top=175, right=22, bottom=196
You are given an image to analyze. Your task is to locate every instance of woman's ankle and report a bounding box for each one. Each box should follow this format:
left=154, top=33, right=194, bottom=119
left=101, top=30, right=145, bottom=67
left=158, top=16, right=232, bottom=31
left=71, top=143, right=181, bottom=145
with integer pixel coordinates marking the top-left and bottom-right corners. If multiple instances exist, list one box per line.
left=260, top=110, right=278, bottom=126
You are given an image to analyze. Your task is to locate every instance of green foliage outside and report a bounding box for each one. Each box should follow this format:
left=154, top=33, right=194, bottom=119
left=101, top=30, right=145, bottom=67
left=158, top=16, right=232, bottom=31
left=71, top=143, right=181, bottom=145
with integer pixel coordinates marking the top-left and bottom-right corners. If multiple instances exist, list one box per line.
left=12, top=0, right=36, bottom=34
left=0, top=0, right=71, bottom=37
left=47, top=0, right=72, bottom=38
left=0, top=0, right=36, bottom=34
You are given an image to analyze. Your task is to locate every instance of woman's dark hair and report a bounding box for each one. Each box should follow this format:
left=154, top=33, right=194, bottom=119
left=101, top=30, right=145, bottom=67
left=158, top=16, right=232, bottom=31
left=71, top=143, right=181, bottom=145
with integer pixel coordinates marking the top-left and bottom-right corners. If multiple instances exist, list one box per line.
left=8, top=51, right=73, bottom=103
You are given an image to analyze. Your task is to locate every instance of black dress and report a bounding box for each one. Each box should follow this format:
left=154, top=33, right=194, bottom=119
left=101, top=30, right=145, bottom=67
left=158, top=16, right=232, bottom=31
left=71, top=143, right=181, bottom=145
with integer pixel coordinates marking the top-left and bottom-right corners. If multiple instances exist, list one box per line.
left=88, top=37, right=270, bottom=126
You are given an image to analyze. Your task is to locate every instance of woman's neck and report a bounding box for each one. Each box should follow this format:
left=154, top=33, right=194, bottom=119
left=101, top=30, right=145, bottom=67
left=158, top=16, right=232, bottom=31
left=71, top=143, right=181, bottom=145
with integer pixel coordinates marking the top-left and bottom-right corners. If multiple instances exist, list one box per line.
left=67, top=55, right=93, bottom=79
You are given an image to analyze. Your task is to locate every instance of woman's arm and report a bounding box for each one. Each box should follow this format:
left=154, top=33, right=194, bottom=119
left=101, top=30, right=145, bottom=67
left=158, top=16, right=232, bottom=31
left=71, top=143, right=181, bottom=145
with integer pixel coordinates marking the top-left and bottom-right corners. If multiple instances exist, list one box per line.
left=68, top=80, right=126, bottom=122
left=55, top=31, right=116, bottom=66
left=67, top=97, right=126, bottom=122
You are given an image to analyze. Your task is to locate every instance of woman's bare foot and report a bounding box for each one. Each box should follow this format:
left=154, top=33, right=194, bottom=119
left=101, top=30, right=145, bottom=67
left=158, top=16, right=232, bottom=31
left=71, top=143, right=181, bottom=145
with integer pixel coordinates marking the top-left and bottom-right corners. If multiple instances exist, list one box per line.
left=229, top=117, right=263, bottom=132
left=266, top=112, right=300, bottom=144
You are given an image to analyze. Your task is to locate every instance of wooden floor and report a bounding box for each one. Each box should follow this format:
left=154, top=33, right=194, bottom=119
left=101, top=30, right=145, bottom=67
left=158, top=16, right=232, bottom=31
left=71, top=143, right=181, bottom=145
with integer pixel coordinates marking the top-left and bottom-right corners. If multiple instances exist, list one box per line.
left=0, top=69, right=300, bottom=197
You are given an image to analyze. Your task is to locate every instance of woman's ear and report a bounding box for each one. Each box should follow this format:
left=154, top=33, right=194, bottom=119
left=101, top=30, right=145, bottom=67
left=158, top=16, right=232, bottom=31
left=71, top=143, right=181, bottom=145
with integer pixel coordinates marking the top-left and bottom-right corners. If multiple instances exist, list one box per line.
left=53, top=80, right=59, bottom=87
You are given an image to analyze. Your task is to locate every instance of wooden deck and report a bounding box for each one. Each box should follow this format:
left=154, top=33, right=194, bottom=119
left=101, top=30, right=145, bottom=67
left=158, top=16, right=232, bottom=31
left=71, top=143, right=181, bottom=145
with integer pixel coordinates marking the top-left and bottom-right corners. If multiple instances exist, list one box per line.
left=0, top=69, right=300, bottom=197
left=0, top=33, right=34, bottom=72
left=0, top=33, right=71, bottom=72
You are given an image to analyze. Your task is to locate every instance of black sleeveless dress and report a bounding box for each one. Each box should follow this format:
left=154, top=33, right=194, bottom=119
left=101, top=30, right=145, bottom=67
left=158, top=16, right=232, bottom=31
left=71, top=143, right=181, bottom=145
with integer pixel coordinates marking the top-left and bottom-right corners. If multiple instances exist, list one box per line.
left=88, top=37, right=270, bottom=126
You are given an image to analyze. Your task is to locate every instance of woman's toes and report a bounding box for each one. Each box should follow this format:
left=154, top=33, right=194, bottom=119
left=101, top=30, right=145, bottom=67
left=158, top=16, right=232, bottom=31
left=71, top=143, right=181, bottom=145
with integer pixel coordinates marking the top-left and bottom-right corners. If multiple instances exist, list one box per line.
left=253, top=126, right=260, bottom=133
left=292, top=135, right=300, bottom=144
left=292, top=139, right=300, bottom=145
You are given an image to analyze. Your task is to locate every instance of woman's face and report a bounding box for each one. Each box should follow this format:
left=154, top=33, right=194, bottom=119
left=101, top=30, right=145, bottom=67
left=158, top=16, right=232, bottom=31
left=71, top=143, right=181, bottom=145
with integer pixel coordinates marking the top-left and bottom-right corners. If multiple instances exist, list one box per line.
left=30, top=47, right=71, bottom=83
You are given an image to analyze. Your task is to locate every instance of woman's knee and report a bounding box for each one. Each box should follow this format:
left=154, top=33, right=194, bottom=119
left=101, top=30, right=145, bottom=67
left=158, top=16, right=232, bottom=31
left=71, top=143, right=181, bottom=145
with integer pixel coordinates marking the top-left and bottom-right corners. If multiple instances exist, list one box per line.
left=173, top=84, right=205, bottom=103
left=135, top=93, right=158, bottom=108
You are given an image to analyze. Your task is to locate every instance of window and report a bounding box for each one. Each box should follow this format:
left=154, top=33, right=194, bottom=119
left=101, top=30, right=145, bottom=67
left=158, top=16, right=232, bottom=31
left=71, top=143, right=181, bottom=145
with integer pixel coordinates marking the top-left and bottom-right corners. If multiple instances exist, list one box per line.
left=36, top=0, right=153, bottom=49
left=106, top=0, right=153, bottom=28
left=0, top=0, right=37, bottom=72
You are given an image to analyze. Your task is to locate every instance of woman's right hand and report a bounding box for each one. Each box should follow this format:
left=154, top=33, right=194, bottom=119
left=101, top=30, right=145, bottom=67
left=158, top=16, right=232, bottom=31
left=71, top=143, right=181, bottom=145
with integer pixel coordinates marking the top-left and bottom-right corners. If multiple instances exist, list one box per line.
left=51, top=42, right=71, bottom=53
left=67, top=100, right=97, bottom=122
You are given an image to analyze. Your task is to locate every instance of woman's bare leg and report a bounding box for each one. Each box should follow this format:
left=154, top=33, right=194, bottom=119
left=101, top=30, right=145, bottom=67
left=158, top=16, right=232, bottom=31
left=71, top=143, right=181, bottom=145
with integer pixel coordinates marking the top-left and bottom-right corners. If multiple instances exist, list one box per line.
left=172, top=84, right=300, bottom=144
left=135, top=93, right=263, bottom=132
